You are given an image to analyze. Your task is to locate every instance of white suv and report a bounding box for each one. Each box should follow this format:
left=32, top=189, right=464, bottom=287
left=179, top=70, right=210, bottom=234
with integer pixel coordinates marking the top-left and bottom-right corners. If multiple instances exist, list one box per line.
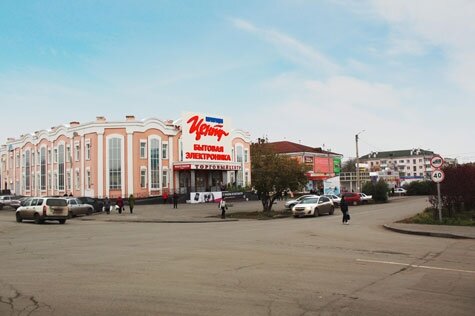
left=16, top=197, right=69, bottom=224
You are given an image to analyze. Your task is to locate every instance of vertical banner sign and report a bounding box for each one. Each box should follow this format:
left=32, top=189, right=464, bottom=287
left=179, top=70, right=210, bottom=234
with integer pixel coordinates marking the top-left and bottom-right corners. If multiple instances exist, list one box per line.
left=333, top=157, right=341, bottom=175
left=182, top=113, right=233, bottom=162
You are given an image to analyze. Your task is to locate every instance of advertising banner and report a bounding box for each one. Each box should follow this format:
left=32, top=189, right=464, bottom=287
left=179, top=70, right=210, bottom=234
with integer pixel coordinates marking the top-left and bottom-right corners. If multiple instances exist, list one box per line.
left=190, top=191, right=223, bottom=204
left=182, top=113, right=233, bottom=162
left=314, top=157, right=332, bottom=173
left=333, top=157, right=341, bottom=174
left=323, top=176, right=341, bottom=195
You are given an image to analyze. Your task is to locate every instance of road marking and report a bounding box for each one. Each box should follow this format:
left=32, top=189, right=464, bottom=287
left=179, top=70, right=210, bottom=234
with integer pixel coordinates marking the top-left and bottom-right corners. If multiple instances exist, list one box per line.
left=357, top=259, right=475, bottom=274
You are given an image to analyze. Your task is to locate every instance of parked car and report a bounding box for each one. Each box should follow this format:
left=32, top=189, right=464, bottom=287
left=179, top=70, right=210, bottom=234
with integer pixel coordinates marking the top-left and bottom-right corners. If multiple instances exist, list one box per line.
left=0, top=195, right=22, bottom=210
left=358, top=193, right=373, bottom=204
left=292, top=196, right=334, bottom=217
left=394, top=188, right=407, bottom=196
left=324, top=194, right=341, bottom=207
left=342, top=192, right=361, bottom=206
left=285, top=194, right=318, bottom=209
left=65, top=198, right=94, bottom=218
left=16, top=197, right=69, bottom=224
left=77, top=196, right=104, bottom=212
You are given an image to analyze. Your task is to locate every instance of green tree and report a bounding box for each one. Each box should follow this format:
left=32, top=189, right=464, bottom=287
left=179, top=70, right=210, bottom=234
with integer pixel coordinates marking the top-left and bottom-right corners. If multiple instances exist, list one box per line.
left=362, top=179, right=388, bottom=203
left=341, top=158, right=356, bottom=172
left=251, top=141, right=308, bottom=212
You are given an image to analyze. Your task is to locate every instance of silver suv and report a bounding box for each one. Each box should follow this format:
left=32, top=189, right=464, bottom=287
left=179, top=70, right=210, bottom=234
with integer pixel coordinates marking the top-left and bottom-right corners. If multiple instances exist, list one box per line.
left=0, top=195, right=21, bottom=210
left=16, top=197, right=69, bottom=224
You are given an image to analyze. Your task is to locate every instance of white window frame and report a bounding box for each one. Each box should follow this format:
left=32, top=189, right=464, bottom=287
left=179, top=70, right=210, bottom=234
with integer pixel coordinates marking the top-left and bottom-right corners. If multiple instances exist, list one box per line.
left=86, top=168, right=91, bottom=189
left=140, top=140, right=147, bottom=159
left=66, top=145, right=71, bottom=163
left=74, top=141, right=80, bottom=162
left=75, top=168, right=80, bottom=190
left=85, top=140, right=91, bottom=160
left=106, top=134, right=125, bottom=196
left=162, top=142, right=168, bottom=159
left=140, top=167, right=147, bottom=188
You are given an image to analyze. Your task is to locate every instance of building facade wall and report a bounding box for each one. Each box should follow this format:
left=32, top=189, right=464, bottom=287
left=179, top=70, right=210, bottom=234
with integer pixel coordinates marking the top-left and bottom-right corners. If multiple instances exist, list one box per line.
left=0, top=115, right=251, bottom=198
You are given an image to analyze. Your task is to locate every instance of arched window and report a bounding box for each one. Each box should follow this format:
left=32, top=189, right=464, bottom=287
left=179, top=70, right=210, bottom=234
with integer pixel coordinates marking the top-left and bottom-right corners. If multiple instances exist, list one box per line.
left=40, top=147, right=46, bottom=191
left=25, top=150, right=31, bottom=191
left=108, top=137, right=122, bottom=190
left=235, top=145, right=244, bottom=187
left=58, top=144, right=65, bottom=191
left=150, top=138, right=160, bottom=189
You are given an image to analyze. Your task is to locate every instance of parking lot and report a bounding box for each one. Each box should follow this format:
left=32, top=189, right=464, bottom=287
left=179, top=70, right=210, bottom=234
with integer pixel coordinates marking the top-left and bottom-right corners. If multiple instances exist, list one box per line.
left=1, top=196, right=474, bottom=315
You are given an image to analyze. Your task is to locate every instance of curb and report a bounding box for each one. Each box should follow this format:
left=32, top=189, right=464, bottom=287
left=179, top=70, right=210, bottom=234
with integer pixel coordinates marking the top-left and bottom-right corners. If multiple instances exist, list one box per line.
left=383, top=224, right=473, bottom=239
left=82, top=218, right=238, bottom=224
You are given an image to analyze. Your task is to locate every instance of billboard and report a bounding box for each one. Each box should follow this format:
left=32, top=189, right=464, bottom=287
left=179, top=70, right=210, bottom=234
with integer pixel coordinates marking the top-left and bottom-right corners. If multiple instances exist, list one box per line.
left=314, top=157, right=332, bottom=173
left=323, top=176, right=341, bottom=195
left=181, top=113, right=233, bottom=162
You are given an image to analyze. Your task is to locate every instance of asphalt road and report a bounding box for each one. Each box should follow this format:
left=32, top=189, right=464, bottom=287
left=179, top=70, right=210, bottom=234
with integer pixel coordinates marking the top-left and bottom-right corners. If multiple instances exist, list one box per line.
left=0, top=197, right=474, bottom=316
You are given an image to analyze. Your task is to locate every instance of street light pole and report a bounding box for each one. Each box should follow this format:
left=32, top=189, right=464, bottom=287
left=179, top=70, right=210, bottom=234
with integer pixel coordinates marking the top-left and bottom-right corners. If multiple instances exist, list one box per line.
left=355, top=130, right=365, bottom=192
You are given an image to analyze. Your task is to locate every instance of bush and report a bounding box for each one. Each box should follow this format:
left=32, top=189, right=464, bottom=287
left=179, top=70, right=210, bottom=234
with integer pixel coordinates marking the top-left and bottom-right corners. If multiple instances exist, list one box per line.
left=429, top=163, right=475, bottom=216
left=406, top=181, right=434, bottom=196
left=362, top=179, right=388, bottom=203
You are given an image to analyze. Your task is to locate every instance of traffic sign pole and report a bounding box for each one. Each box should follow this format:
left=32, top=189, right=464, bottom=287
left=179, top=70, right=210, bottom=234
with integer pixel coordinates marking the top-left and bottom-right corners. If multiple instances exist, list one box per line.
left=437, top=183, right=442, bottom=223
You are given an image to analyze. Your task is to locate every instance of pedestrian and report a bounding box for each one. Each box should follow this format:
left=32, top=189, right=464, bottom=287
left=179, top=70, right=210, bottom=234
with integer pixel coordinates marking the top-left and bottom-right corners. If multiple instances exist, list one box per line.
left=219, top=198, right=228, bottom=219
left=104, top=197, right=111, bottom=214
left=340, top=196, right=350, bottom=224
left=173, top=192, right=178, bottom=209
left=117, top=196, right=124, bottom=214
left=163, top=191, right=169, bottom=204
left=128, top=194, right=135, bottom=214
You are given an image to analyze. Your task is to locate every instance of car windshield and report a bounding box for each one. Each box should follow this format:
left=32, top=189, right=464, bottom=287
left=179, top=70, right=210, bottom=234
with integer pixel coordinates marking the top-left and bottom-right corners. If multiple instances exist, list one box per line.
left=46, top=199, right=68, bottom=206
left=301, top=198, right=318, bottom=204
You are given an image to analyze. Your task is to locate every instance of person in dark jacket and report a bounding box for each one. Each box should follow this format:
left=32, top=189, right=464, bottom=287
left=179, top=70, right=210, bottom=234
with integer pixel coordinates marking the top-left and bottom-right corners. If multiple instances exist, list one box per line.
left=117, top=196, right=124, bottom=214
left=340, top=196, right=350, bottom=224
left=128, top=194, right=135, bottom=214
left=172, top=192, right=178, bottom=209
left=104, top=197, right=111, bottom=214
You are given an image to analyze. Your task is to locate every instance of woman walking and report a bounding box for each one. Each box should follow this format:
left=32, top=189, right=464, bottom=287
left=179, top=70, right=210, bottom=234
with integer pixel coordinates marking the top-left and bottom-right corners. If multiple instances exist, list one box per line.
left=340, top=196, right=350, bottom=224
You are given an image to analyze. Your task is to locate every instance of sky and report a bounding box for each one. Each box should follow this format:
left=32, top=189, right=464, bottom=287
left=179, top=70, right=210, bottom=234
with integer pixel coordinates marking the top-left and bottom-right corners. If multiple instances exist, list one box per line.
left=1, top=0, right=474, bottom=162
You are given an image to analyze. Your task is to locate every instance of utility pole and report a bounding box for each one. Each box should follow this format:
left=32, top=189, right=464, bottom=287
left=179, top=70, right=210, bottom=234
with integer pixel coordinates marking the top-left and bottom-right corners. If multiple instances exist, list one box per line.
left=355, top=130, right=365, bottom=192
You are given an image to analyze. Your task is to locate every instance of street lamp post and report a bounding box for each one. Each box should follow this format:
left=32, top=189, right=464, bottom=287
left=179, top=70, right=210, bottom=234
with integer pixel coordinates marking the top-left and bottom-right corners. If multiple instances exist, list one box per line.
left=355, top=130, right=365, bottom=192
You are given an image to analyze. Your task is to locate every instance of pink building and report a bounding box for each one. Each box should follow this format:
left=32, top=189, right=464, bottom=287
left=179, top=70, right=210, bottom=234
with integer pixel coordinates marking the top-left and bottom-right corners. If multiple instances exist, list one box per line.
left=0, top=113, right=251, bottom=199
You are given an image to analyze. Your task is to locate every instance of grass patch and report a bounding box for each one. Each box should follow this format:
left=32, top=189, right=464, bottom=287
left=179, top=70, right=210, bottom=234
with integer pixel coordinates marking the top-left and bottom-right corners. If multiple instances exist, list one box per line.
left=399, top=208, right=475, bottom=226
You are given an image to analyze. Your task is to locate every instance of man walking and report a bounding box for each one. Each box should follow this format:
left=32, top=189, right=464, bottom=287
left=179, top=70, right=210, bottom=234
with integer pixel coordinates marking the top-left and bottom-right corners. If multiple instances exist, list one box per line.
left=219, top=198, right=228, bottom=219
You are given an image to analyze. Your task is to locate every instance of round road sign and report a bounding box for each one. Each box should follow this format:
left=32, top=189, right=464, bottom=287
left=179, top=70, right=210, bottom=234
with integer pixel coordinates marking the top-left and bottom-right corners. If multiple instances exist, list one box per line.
left=430, top=155, right=444, bottom=169
left=431, top=170, right=445, bottom=183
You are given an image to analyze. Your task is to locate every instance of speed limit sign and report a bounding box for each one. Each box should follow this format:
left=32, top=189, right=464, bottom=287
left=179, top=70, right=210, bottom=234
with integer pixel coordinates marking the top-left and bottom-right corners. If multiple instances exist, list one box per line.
left=431, top=170, right=445, bottom=183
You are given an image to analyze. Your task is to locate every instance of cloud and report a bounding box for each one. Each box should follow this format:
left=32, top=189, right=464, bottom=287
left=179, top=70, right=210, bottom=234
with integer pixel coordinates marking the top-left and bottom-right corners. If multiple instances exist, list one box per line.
left=355, top=0, right=475, bottom=94
left=229, top=17, right=340, bottom=74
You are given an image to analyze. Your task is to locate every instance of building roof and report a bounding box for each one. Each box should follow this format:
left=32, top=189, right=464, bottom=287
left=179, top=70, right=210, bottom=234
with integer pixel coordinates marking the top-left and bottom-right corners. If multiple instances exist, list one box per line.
left=360, top=149, right=434, bottom=160
left=264, top=141, right=341, bottom=156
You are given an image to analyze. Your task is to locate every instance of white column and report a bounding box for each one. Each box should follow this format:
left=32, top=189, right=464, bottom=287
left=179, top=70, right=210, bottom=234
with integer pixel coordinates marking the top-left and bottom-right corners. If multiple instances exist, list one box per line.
left=80, top=135, right=85, bottom=196
left=97, top=133, right=104, bottom=198
left=127, top=133, right=133, bottom=196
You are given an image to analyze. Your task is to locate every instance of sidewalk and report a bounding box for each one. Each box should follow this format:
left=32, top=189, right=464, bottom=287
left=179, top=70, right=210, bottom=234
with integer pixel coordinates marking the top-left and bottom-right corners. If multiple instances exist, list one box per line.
left=80, top=200, right=271, bottom=223
left=384, top=222, right=475, bottom=239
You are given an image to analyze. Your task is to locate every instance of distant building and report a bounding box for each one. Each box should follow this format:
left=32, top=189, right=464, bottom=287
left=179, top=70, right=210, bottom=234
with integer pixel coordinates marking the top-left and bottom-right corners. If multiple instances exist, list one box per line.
left=263, top=141, right=343, bottom=192
left=360, top=149, right=436, bottom=182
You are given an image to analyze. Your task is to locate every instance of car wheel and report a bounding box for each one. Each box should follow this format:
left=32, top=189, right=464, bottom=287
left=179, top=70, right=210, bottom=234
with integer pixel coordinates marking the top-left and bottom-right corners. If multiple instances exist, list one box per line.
left=34, top=213, right=42, bottom=224
left=314, top=208, right=319, bottom=217
left=68, top=211, right=73, bottom=219
left=87, top=208, right=93, bottom=216
left=16, top=213, right=22, bottom=223
left=58, top=219, right=66, bottom=224
left=329, top=206, right=335, bottom=215
left=353, top=201, right=358, bottom=206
